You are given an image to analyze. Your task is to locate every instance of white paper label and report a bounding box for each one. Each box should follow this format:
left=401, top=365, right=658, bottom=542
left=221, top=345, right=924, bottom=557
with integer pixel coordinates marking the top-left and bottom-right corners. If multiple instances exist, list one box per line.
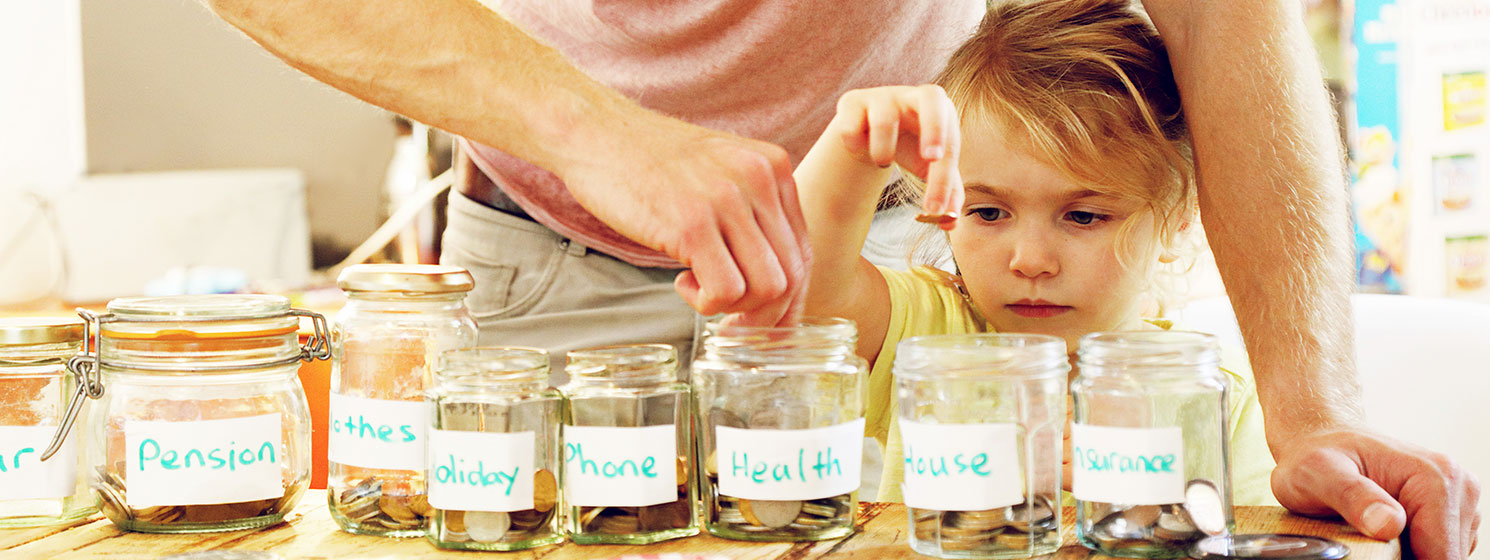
left=563, top=425, right=677, bottom=507
left=327, top=392, right=429, bottom=471
left=427, top=429, right=534, bottom=512
left=716, top=419, right=864, bottom=501
left=1070, top=424, right=1184, bottom=504
left=899, top=420, right=1023, bottom=511
left=0, top=425, right=78, bottom=500
left=125, top=414, right=284, bottom=507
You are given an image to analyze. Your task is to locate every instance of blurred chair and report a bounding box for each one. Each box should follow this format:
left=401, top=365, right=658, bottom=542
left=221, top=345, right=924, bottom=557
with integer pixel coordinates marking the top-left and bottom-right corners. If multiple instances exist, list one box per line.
left=1177, top=293, right=1490, bottom=548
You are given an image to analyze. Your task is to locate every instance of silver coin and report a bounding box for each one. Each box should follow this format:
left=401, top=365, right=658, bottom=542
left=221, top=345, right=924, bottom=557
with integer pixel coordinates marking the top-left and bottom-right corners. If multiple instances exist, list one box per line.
left=1183, top=479, right=1227, bottom=536
left=465, top=511, right=511, bottom=543
left=740, top=499, right=802, bottom=528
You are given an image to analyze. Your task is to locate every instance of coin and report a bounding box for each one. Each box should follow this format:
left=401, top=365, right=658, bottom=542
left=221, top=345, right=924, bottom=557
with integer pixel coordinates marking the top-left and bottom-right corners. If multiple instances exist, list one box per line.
left=676, top=455, right=689, bottom=486
left=705, top=451, right=718, bottom=476
left=379, top=494, right=420, bottom=524
left=579, top=506, right=607, bottom=531
left=508, top=508, right=549, bottom=531
left=709, top=408, right=747, bottom=429
left=443, top=510, right=467, bottom=533
left=1007, top=497, right=1055, bottom=533
left=406, top=494, right=433, bottom=517
left=1154, top=510, right=1200, bottom=542
left=1123, top=504, right=1162, bottom=527
left=465, top=510, right=510, bottom=543
left=1183, top=479, right=1226, bottom=536
left=533, top=469, right=557, bottom=513
left=949, top=508, right=1009, bottom=531
left=739, top=499, right=802, bottom=528
left=799, top=502, right=839, bottom=519
left=639, top=498, right=691, bottom=531
left=1093, top=509, right=1148, bottom=542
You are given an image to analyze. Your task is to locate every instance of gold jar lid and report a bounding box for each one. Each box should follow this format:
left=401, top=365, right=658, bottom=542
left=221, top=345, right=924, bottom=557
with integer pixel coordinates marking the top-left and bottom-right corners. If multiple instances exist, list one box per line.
left=0, top=317, right=85, bottom=345
left=337, top=264, right=474, bottom=294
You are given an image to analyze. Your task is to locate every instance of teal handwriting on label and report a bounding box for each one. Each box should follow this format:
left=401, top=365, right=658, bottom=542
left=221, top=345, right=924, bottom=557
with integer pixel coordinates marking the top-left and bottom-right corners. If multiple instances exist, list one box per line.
left=331, top=414, right=416, bottom=443
left=565, top=443, right=657, bottom=479
left=731, top=447, right=842, bottom=484
left=137, top=439, right=276, bottom=472
left=433, top=454, right=520, bottom=496
left=1071, top=446, right=1176, bottom=474
left=0, top=447, right=36, bottom=472
left=903, top=445, right=991, bottom=477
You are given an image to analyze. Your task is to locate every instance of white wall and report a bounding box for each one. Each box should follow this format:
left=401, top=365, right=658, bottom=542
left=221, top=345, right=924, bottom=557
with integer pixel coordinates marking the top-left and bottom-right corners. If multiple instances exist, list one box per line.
left=78, top=0, right=396, bottom=253
left=0, top=0, right=86, bottom=187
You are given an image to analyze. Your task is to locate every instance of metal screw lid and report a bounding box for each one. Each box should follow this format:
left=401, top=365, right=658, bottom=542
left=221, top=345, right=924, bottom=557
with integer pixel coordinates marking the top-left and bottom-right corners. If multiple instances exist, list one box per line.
left=0, top=317, right=84, bottom=345
left=336, top=264, right=475, bottom=294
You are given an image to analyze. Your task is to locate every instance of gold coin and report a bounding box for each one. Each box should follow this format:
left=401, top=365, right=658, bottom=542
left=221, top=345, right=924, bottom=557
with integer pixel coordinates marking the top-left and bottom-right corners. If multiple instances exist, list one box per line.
left=533, top=469, right=557, bottom=513
left=739, top=499, right=801, bottom=528
left=599, top=511, right=641, bottom=534
left=443, top=509, right=467, bottom=533
left=676, top=455, right=689, bottom=486
left=379, top=494, right=420, bottom=523
left=508, top=508, right=550, bottom=531
left=406, top=493, right=433, bottom=517
left=705, top=451, right=718, bottom=476
left=579, top=506, right=607, bottom=532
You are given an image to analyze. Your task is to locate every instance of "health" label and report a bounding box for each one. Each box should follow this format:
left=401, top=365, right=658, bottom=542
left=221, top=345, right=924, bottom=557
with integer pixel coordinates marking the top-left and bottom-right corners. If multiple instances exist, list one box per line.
left=717, top=419, right=863, bottom=501
left=1070, top=424, right=1184, bottom=505
left=898, top=419, right=1023, bottom=511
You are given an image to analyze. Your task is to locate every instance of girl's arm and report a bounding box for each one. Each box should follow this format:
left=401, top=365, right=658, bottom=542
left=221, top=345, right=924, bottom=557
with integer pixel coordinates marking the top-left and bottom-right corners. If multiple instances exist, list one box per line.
left=793, top=85, right=963, bottom=364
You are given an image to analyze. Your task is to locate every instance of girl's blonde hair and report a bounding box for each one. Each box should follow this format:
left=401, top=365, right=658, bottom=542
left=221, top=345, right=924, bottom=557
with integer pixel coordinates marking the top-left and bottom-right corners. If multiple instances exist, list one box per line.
left=904, top=0, right=1198, bottom=273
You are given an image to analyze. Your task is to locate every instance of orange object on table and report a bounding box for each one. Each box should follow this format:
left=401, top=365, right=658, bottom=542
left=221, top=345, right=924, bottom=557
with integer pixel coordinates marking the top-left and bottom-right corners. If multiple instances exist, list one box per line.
left=296, top=333, right=332, bottom=490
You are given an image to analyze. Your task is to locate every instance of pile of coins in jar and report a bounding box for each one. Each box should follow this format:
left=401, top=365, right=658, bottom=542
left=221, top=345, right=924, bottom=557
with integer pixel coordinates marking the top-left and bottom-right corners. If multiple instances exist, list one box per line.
left=432, top=469, right=558, bottom=545
left=332, top=477, right=433, bottom=531
left=909, top=496, right=1059, bottom=553
left=95, top=465, right=305, bottom=527
left=570, top=456, right=692, bottom=536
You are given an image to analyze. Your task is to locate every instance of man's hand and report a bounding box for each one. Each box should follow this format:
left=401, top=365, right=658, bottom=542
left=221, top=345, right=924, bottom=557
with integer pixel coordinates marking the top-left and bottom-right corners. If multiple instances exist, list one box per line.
left=1271, top=428, right=1481, bottom=558
left=559, top=118, right=812, bottom=327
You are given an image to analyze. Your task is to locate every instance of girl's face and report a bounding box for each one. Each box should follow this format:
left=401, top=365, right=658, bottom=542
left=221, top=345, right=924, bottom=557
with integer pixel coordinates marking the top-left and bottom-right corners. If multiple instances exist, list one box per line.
left=949, top=123, right=1158, bottom=351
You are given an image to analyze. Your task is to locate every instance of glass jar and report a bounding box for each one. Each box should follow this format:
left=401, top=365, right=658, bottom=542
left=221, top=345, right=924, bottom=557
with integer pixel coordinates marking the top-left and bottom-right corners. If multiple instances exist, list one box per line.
left=426, top=347, right=563, bottom=551
left=1071, top=331, right=1234, bottom=557
left=559, top=344, right=697, bottom=544
left=692, top=317, right=866, bottom=542
left=895, top=334, right=1068, bottom=559
left=0, top=318, right=95, bottom=527
left=50, top=295, right=327, bottom=533
left=327, top=264, right=477, bottom=537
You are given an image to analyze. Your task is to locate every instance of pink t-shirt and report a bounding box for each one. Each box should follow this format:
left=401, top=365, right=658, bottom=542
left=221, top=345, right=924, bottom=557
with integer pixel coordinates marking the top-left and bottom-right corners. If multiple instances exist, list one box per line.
left=464, top=0, right=984, bottom=267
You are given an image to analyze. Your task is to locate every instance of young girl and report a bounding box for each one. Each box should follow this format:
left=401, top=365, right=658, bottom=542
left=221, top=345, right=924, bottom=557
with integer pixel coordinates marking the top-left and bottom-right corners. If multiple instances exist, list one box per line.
left=793, top=0, right=1275, bottom=506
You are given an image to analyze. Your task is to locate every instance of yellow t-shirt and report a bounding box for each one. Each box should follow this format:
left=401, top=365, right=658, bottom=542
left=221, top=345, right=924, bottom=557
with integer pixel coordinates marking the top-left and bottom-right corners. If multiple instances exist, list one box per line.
left=868, top=266, right=1278, bottom=506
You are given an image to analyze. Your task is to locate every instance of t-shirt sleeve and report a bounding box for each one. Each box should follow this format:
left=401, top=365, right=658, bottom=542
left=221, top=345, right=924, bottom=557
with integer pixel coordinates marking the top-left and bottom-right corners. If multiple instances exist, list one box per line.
left=1219, top=349, right=1279, bottom=506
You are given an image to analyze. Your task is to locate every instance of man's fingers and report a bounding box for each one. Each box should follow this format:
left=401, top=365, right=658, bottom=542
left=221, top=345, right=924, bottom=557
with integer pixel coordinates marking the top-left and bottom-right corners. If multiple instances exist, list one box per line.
left=675, top=226, right=747, bottom=316
left=1274, top=448, right=1406, bottom=540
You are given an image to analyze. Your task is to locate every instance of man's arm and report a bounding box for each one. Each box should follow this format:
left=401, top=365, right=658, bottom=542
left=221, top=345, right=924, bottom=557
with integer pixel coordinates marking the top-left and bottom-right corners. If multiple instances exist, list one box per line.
left=1143, top=1, right=1480, bottom=557
left=207, top=0, right=809, bottom=326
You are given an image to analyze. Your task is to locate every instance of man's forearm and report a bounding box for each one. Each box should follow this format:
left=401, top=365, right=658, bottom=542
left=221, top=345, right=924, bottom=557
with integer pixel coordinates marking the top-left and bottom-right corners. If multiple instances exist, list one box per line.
left=207, top=0, right=643, bottom=181
left=1145, top=1, right=1363, bottom=446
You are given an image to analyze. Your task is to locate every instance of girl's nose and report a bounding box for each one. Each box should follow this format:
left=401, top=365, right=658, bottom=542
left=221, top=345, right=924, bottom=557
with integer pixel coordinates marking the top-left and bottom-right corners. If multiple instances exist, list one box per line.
left=1008, top=225, right=1059, bottom=279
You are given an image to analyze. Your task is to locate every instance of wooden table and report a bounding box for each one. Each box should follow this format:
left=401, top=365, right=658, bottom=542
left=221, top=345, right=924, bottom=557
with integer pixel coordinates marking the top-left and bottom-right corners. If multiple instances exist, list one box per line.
left=1, top=491, right=1398, bottom=560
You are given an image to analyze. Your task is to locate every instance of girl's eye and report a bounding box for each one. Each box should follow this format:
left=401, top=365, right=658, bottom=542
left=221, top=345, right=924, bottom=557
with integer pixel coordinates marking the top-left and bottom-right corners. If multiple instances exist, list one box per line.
left=1066, top=211, right=1108, bottom=225
left=969, top=208, right=1006, bottom=222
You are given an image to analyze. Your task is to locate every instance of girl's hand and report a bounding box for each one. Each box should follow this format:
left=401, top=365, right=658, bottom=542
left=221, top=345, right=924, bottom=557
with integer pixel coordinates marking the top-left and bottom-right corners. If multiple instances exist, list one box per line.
left=827, top=85, right=964, bottom=230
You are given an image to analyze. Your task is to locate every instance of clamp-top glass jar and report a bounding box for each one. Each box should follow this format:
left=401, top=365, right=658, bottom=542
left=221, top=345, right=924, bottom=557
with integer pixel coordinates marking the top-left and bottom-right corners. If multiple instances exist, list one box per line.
left=426, top=347, right=563, bottom=551
left=47, top=295, right=328, bottom=533
left=560, top=344, right=697, bottom=544
left=0, top=318, right=95, bottom=527
left=1071, top=331, right=1233, bottom=557
left=894, top=334, right=1068, bottom=559
left=692, top=317, right=866, bottom=542
left=327, top=264, right=477, bottom=537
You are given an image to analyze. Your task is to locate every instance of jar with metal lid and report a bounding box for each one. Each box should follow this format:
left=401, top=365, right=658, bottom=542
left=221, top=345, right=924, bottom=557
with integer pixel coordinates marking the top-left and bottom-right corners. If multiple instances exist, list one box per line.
left=692, top=317, right=866, bottom=542
left=559, top=344, right=697, bottom=544
left=44, top=294, right=328, bottom=533
left=894, top=334, right=1068, bottom=559
left=0, top=318, right=95, bottom=527
left=327, top=264, right=477, bottom=536
left=1071, top=331, right=1234, bottom=557
left=426, top=347, right=563, bottom=551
